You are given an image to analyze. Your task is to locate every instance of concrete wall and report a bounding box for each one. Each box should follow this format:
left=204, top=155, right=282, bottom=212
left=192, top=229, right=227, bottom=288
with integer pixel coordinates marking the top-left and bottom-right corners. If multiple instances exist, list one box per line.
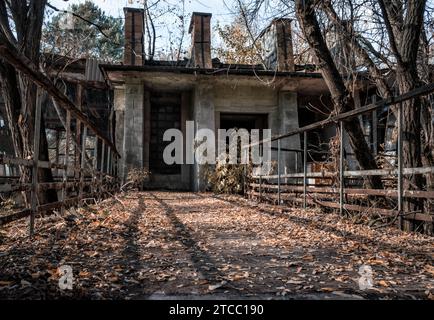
left=193, top=83, right=300, bottom=190
left=214, top=84, right=277, bottom=113
left=270, top=91, right=301, bottom=175
left=192, top=82, right=215, bottom=191
left=122, top=82, right=144, bottom=181
left=114, top=88, right=125, bottom=178
left=116, top=80, right=302, bottom=191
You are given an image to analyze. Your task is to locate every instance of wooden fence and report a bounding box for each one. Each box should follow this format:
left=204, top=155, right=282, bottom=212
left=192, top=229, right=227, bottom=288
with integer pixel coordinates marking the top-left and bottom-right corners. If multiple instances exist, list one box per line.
left=247, top=83, right=434, bottom=229
left=0, top=91, right=120, bottom=236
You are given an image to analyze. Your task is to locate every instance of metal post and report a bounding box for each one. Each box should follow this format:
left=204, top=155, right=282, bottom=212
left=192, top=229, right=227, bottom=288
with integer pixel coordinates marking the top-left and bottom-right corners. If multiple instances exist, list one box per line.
left=277, top=139, right=281, bottom=205
left=259, top=175, right=262, bottom=202
left=30, top=91, right=43, bottom=237
left=79, top=126, right=87, bottom=204
left=93, top=136, right=98, bottom=198
left=243, top=163, right=247, bottom=198
left=372, top=95, right=378, bottom=155
left=55, top=130, right=60, bottom=177
left=101, top=142, right=105, bottom=196
left=339, top=121, right=345, bottom=216
left=398, top=101, right=403, bottom=229
left=295, top=152, right=299, bottom=174
left=106, top=147, right=111, bottom=175
left=61, top=111, right=71, bottom=214
left=303, top=131, right=307, bottom=209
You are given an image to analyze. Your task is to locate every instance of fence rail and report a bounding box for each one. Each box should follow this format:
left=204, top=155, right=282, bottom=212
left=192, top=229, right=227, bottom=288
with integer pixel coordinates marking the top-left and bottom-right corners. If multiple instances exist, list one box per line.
left=248, top=82, right=434, bottom=230
left=0, top=93, right=120, bottom=236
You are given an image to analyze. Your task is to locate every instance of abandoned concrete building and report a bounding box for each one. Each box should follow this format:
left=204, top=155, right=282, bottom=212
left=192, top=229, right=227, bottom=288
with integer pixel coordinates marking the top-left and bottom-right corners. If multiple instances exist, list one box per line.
left=100, top=8, right=385, bottom=191
left=0, top=8, right=392, bottom=191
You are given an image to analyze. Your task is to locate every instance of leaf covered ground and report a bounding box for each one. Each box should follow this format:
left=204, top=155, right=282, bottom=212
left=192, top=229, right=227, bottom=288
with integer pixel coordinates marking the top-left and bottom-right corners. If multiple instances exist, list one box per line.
left=0, top=192, right=433, bottom=300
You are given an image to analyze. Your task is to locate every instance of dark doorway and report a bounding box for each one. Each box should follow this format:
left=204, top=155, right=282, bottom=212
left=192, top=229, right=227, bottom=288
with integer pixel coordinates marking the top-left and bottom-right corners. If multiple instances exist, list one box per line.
left=220, top=113, right=268, bottom=131
left=150, top=91, right=182, bottom=175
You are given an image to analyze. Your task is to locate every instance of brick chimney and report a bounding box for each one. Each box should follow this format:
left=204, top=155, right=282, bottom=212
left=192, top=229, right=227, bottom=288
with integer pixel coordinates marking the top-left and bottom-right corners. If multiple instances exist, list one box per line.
left=260, top=18, right=295, bottom=72
left=124, top=8, right=145, bottom=66
left=188, top=12, right=212, bottom=69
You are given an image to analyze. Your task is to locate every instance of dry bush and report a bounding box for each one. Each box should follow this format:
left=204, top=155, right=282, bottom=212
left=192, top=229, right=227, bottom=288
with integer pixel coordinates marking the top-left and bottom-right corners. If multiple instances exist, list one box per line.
left=204, top=162, right=253, bottom=195
left=123, top=168, right=151, bottom=191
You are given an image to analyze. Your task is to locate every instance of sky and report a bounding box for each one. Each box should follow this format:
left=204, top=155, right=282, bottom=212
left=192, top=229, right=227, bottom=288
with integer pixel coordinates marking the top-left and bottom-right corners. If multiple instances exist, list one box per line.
left=48, top=0, right=239, bottom=57
left=50, top=0, right=235, bottom=19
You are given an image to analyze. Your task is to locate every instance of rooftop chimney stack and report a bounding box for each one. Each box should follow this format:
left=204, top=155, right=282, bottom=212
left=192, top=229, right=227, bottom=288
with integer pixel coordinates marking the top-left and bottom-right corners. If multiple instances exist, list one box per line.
left=261, top=18, right=295, bottom=72
left=188, top=12, right=212, bottom=69
left=124, top=8, right=145, bottom=66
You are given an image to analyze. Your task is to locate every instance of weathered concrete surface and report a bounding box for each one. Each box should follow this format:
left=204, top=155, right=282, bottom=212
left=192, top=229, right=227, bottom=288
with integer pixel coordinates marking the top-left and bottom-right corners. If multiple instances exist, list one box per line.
left=192, top=82, right=215, bottom=191
left=270, top=91, right=301, bottom=174
left=122, top=83, right=144, bottom=181
left=116, top=81, right=302, bottom=191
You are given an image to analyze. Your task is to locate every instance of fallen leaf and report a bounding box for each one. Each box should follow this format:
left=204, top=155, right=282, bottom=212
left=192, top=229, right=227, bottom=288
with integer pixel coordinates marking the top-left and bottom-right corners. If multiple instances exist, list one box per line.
left=208, top=281, right=227, bottom=291
left=424, top=265, right=434, bottom=276
left=378, top=280, right=389, bottom=287
left=287, top=280, right=303, bottom=285
left=79, top=271, right=91, bottom=278
left=21, top=280, right=31, bottom=287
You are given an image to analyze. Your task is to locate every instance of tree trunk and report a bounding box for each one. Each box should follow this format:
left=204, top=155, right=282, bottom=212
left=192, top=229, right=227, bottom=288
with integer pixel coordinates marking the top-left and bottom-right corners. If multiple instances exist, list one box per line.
left=0, top=0, right=57, bottom=204
left=295, top=0, right=383, bottom=189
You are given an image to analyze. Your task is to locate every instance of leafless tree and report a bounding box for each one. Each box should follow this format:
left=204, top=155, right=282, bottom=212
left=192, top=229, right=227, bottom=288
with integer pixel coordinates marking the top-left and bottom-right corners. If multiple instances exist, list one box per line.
left=0, top=0, right=57, bottom=203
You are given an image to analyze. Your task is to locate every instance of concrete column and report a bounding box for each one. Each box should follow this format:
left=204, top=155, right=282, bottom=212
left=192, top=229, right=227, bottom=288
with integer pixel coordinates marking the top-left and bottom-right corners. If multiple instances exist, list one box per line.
left=270, top=91, right=300, bottom=174
left=192, top=82, right=215, bottom=191
left=122, top=82, right=144, bottom=181
left=181, top=92, right=192, bottom=188
left=114, top=88, right=125, bottom=177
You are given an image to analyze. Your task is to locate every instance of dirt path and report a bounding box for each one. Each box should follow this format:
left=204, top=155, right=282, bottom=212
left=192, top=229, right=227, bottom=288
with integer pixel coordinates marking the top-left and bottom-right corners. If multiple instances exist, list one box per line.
left=0, top=192, right=433, bottom=299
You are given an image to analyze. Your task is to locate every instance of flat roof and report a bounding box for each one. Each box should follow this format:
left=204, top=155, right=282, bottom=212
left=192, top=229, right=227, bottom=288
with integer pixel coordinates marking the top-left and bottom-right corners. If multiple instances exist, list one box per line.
left=100, top=64, right=323, bottom=79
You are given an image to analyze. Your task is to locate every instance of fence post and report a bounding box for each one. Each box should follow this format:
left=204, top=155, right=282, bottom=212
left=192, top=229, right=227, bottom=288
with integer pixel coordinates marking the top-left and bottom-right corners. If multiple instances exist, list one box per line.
left=397, top=101, right=403, bottom=229
left=303, top=131, right=307, bottom=209
left=101, top=142, right=105, bottom=197
left=372, top=95, right=378, bottom=155
left=55, top=129, right=60, bottom=177
left=30, top=91, right=43, bottom=237
left=243, top=162, right=247, bottom=198
left=79, top=126, right=87, bottom=205
left=295, top=152, right=299, bottom=174
left=339, top=121, right=345, bottom=216
left=106, top=146, right=111, bottom=174
left=93, top=136, right=98, bottom=199
left=277, top=139, right=281, bottom=205
left=61, top=111, right=71, bottom=214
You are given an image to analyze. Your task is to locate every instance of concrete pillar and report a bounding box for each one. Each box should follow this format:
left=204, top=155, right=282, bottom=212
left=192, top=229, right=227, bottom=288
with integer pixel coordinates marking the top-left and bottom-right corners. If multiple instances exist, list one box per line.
left=181, top=92, right=192, bottom=188
left=114, top=88, right=125, bottom=168
left=122, top=82, right=144, bottom=181
left=270, top=91, right=300, bottom=174
left=192, top=82, right=215, bottom=191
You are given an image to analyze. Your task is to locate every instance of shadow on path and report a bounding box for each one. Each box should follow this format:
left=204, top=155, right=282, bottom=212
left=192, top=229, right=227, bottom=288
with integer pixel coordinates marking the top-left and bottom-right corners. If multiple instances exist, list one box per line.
left=150, top=192, right=225, bottom=285
left=212, top=195, right=431, bottom=260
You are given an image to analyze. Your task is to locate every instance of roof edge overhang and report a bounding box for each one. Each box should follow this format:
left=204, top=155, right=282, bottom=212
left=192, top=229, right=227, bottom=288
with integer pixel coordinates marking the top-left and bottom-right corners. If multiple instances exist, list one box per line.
left=99, top=64, right=324, bottom=86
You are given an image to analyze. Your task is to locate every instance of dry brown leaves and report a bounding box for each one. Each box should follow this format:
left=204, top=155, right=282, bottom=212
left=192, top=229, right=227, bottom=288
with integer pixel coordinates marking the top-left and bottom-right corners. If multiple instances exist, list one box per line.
left=0, top=191, right=432, bottom=300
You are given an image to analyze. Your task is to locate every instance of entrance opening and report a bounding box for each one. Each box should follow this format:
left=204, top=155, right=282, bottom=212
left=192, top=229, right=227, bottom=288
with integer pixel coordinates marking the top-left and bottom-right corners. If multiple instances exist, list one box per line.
left=220, top=113, right=268, bottom=131
left=150, top=91, right=182, bottom=175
